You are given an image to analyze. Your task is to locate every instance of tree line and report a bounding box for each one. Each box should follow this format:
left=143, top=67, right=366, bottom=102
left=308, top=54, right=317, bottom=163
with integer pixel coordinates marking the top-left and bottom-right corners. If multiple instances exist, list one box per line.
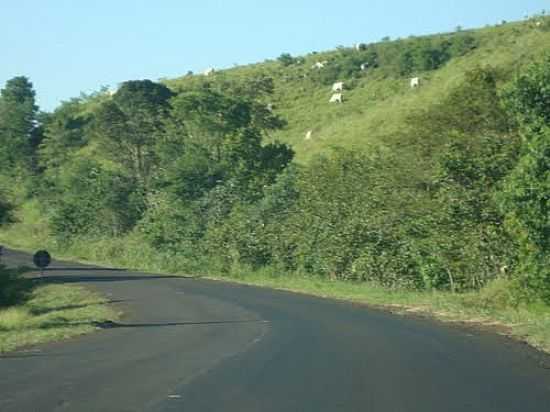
left=1, top=54, right=549, bottom=303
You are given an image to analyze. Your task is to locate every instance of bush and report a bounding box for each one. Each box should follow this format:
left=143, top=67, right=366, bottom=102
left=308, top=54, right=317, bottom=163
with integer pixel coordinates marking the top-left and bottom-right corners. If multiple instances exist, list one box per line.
left=0, top=194, right=12, bottom=224
left=49, top=159, right=144, bottom=241
left=499, top=128, right=550, bottom=302
left=463, top=277, right=522, bottom=310
left=500, top=55, right=550, bottom=303
left=277, top=53, right=297, bottom=67
left=0, top=265, right=31, bottom=308
left=311, top=49, right=379, bottom=85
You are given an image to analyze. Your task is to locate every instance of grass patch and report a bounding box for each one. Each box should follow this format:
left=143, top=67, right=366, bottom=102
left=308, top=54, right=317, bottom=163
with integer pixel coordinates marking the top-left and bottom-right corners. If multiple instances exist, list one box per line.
left=0, top=277, right=119, bottom=353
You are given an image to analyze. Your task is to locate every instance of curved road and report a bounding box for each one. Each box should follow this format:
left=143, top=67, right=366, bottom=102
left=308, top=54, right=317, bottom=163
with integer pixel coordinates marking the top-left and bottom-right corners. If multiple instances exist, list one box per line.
left=1, top=248, right=550, bottom=411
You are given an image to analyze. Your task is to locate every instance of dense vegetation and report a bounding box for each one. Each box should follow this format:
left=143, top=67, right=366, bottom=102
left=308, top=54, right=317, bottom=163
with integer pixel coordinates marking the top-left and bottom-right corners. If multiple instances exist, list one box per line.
left=1, top=16, right=550, bottom=309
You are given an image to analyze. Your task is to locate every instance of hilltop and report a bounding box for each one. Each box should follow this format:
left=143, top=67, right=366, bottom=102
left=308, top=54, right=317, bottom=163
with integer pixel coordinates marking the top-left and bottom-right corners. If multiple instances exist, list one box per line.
left=166, top=16, right=550, bottom=162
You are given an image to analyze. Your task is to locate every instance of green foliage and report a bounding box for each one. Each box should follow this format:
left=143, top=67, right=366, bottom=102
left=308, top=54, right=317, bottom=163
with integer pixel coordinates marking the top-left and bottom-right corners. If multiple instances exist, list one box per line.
left=138, top=191, right=205, bottom=254
left=501, top=55, right=550, bottom=302
left=500, top=128, right=550, bottom=302
left=407, top=66, right=511, bottom=155
left=0, top=193, right=12, bottom=225
left=201, top=164, right=301, bottom=270
left=94, top=80, right=173, bottom=188
left=311, top=48, right=379, bottom=85
left=5, top=20, right=550, bottom=308
left=429, top=134, right=520, bottom=290
left=0, top=76, right=39, bottom=173
left=498, top=54, right=550, bottom=303
left=395, top=35, right=476, bottom=76
left=0, top=265, right=31, bottom=308
left=278, top=53, right=298, bottom=66
left=504, top=53, right=550, bottom=128
left=38, top=98, right=92, bottom=176
left=448, top=33, right=478, bottom=56
left=48, top=159, right=144, bottom=241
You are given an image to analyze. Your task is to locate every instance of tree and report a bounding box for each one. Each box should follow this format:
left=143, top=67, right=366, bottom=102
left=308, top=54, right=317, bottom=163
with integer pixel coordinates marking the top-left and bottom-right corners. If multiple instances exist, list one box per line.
left=500, top=54, right=550, bottom=302
left=278, top=53, right=297, bottom=66
left=162, top=84, right=290, bottom=196
left=409, top=66, right=510, bottom=148
left=94, top=80, right=173, bottom=189
left=39, top=98, right=91, bottom=173
left=398, top=50, right=415, bottom=75
left=431, top=134, right=520, bottom=290
left=499, top=128, right=550, bottom=302
left=0, top=76, right=39, bottom=172
left=49, top=158, right=144, bottom=240
left=504, top=53, right=550, bottom=128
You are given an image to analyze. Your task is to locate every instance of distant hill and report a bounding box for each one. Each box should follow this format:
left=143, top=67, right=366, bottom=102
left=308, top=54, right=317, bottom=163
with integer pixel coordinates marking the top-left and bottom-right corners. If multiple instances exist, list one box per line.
left=166, top=16, right=550, bottom=162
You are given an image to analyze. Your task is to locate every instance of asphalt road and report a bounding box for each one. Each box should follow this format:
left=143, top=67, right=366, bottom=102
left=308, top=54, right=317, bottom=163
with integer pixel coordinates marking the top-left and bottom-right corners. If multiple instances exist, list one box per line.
left=1, top=248, right=550, bottom=412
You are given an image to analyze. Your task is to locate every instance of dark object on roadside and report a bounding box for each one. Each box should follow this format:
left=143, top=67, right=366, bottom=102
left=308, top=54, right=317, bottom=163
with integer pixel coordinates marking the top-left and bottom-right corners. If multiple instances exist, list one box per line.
left=33, top=250, right=51, bottom=270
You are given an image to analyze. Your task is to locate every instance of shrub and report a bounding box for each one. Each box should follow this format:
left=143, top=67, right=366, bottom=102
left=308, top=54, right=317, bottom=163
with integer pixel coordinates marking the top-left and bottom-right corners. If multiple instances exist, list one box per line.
left=0, top=265, right=31, bottom=308
left=278, top=53, right=297, bottom=67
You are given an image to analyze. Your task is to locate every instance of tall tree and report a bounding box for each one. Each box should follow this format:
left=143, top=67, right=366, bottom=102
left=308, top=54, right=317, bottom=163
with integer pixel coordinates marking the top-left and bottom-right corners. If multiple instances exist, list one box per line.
left=39, top=98, right=91, bottom=173
left=94, top=80, right=173, bottom=189
left=0, top=76, right=39, bottom=172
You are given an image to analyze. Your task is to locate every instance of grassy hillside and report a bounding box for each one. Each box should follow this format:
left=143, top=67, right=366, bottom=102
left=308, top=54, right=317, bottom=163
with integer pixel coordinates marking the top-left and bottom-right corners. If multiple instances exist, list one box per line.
left=167, top=17, right=550, bottom=162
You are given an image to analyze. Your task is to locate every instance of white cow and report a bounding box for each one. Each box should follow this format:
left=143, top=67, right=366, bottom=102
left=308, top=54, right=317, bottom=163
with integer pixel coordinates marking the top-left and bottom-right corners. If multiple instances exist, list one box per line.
left=410, top=77, right=420, bottom=88
left=312, top=60, right=328, bottom=69
left=305, top=130, right=312, bottom=140
left=266, top=103, right=274, bottom=112
left=329, top=93, right=343, bottom=103
left=203, top=68, right=215, bottom=76
left=360, top=63, right=369, bottom=71
left=332, top=81, right=344, bottom=92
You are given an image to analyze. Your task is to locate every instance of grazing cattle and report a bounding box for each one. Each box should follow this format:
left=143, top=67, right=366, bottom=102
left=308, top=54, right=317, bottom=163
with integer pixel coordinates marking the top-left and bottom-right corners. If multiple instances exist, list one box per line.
left=266, top=103, right=274, bottom=112
left=329, top=93, right=343, bottom=103
left=536, top=21, right=543, bottom=27
left=360, top=63, right=369, bottom=71
left=410, top=77, right=420, bottom=88
left=312, top=61, right=328, bottom=69
left=203, top=68, right=215, bottom=76
left=332, top=81, right=344, bottom=92
left=305, top=130, right=312, bottom=140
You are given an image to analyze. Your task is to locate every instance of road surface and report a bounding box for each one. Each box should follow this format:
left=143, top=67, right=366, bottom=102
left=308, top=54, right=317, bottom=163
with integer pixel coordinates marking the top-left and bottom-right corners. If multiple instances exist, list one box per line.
left=1, top=247, right=550, bottom=411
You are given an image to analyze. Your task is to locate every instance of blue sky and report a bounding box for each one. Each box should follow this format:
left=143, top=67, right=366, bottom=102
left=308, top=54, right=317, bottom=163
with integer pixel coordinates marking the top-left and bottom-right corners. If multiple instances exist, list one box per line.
left=2, top=0, right=548, bottom=111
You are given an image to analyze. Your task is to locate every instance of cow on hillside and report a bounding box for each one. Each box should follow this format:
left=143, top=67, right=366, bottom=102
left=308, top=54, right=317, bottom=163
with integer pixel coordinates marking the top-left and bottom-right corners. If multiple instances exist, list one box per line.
left=332, top=81, right=344, bottom=92
left=312, top=61, right=328, bottom=69
left=329, top=93, right=343, bottom=103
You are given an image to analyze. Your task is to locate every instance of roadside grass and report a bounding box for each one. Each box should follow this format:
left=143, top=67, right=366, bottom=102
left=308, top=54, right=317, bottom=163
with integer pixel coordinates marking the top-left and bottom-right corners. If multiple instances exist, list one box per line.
left=209, top=266, right=550, bottom=354
left=0, top=280, right=120, bottom=353
left=0, top=214, right=120, bottom=353
left=2, top=215, right=549, bottom=354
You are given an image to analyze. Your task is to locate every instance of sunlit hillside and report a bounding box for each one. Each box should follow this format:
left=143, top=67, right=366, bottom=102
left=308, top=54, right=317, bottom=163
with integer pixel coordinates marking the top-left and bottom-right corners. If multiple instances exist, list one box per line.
left=167, top=17, right=550, bottom=162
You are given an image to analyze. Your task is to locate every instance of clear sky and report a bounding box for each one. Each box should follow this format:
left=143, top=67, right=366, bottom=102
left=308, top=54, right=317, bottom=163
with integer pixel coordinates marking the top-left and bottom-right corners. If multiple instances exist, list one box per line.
left=2, top=0, right=548, bottom=111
